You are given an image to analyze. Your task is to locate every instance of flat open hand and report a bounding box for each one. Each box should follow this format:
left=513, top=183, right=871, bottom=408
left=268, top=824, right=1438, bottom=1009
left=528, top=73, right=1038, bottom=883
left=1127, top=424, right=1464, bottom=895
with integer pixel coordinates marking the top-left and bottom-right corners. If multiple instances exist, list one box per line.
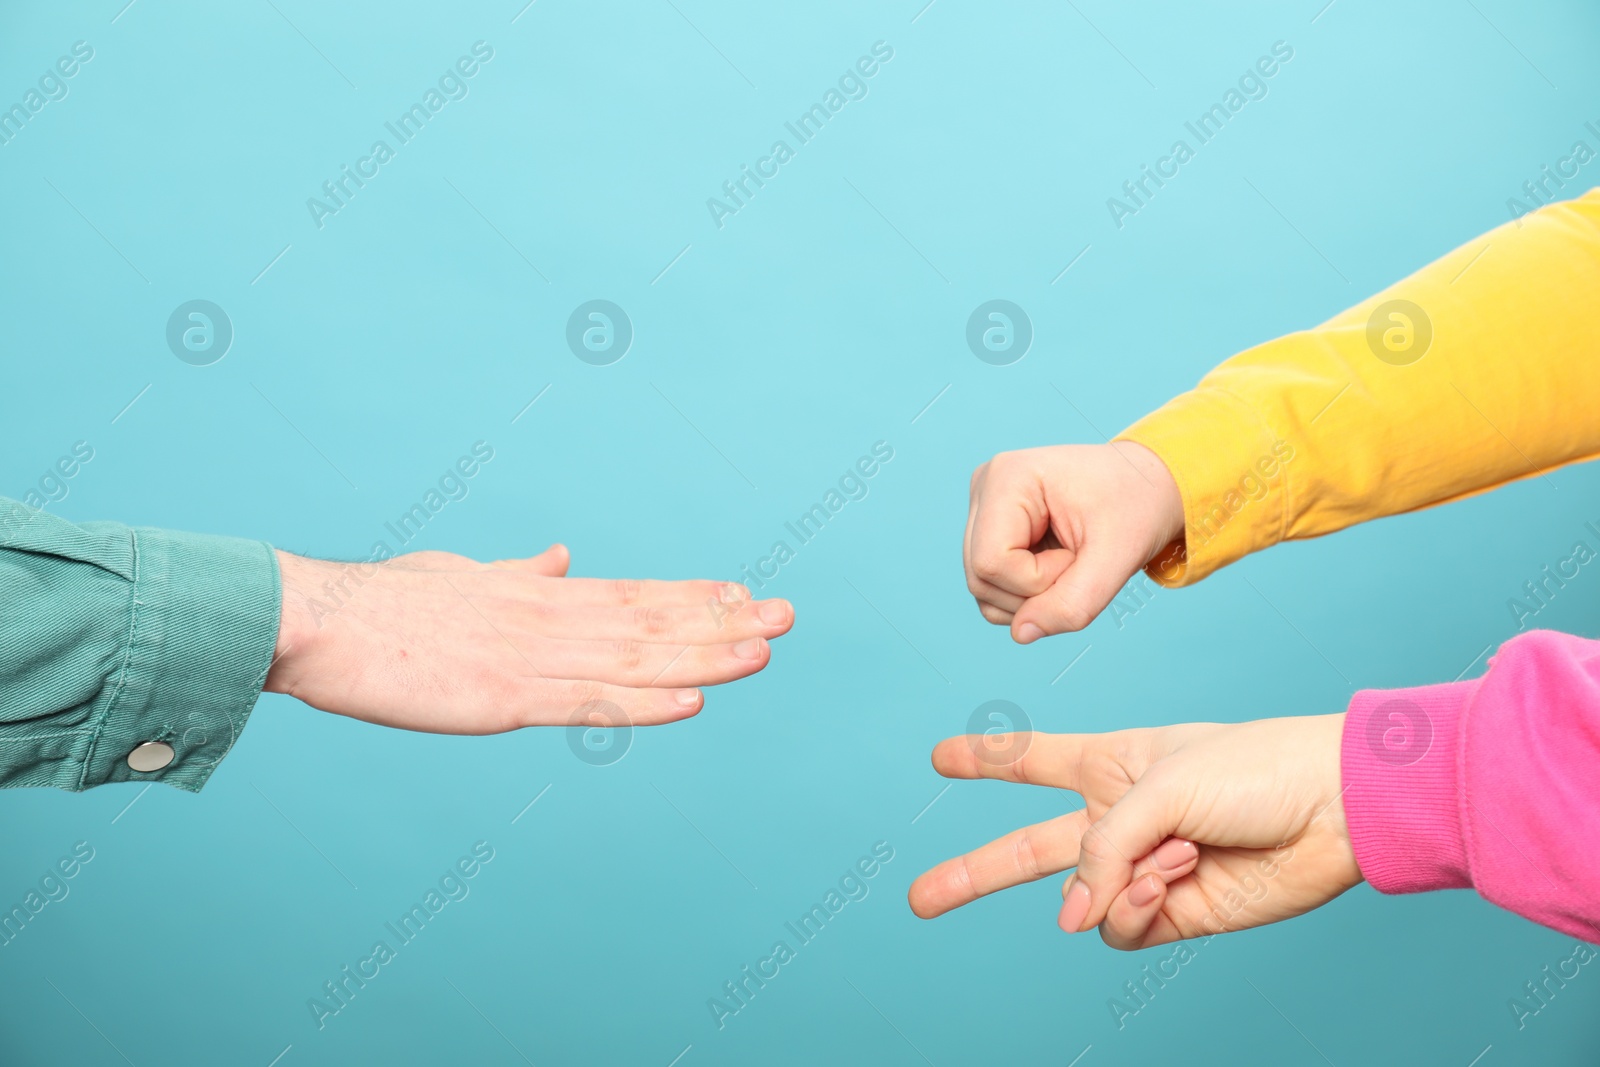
left=908, top=716, right=1362, bottom=950
left=265, top=544, right=793, bottom=734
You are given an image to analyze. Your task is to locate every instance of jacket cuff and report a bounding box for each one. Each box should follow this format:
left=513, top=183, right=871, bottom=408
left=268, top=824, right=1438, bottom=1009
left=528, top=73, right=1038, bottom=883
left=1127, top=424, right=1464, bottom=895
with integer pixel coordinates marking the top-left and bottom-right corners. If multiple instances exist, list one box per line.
left=1340, top=680, right=1475, bottom=894
left=1115, top=386, right=1290, bottom=588
left=79, top=528, right=281, bottom=792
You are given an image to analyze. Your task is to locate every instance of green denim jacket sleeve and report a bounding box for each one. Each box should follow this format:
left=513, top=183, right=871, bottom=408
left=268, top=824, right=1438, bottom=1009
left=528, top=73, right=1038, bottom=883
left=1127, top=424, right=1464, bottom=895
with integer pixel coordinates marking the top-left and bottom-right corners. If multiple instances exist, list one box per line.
left=0, top=497, right=281, bottom=793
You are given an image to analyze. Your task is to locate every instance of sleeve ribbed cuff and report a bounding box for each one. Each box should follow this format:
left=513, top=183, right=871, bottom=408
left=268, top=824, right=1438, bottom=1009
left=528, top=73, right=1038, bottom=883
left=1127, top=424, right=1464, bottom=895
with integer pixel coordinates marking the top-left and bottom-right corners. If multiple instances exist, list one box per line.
left=1340, top=680, right=1476, bottom=895
left=78, top=528, right=281, bottom=792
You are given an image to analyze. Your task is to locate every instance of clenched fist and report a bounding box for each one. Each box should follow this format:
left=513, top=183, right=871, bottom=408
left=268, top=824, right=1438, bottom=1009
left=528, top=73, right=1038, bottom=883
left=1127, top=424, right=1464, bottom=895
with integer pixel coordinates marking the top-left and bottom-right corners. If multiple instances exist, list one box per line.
left=964, top=442, right=1185, bottom=642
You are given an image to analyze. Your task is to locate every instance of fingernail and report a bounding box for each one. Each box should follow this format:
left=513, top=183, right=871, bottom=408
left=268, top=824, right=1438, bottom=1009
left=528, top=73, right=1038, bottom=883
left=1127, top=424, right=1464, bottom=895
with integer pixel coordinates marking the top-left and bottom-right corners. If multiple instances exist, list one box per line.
left=1016, top=623, right=1045, bottom=644
left=1152, top=838, right=1198, bottom=870
left=758, top=600, right=789, bottom=626
left=675, top=689, right=701, bottom=709
left=733, top=638, right=764, bottom=660
left=1128, top=874, right=1161, bottom=908
left=1058, top=879, right=1091, bottom=933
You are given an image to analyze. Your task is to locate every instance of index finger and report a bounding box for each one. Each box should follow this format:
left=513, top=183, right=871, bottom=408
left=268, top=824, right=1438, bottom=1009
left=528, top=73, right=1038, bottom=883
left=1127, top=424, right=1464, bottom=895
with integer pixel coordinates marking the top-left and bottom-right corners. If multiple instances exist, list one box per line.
left=931, top=732, right=1091, bottom=788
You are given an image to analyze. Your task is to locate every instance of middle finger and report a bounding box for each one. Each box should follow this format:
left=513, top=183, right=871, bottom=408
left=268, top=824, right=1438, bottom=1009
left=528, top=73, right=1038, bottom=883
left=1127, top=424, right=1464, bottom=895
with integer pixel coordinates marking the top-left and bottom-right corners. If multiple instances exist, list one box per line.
left=909, top=809, right=1092, bottom=919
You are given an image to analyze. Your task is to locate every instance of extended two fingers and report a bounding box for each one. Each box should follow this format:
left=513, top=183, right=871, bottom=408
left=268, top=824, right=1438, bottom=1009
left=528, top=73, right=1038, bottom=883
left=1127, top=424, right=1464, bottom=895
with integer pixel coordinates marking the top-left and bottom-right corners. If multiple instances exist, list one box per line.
left=909, top=732, right=1094, bottom=917
left=910, top=731, right=1205, bottom=930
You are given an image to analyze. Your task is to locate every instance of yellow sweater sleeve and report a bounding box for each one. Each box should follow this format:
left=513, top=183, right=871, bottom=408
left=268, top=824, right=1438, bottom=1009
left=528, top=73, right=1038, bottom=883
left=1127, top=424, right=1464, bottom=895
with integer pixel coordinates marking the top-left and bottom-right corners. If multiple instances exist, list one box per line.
left=1118, top=186, right=1600, bottom=587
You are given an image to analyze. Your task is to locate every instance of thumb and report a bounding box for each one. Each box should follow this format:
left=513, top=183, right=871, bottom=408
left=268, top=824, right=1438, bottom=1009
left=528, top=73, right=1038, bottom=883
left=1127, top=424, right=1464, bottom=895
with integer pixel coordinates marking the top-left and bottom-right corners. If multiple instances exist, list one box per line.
left=493, top=543, right=570, bottom=577
left=1010, top=538, right=1143, bottom=642
left=1061, top=774, right=1179, bottom=934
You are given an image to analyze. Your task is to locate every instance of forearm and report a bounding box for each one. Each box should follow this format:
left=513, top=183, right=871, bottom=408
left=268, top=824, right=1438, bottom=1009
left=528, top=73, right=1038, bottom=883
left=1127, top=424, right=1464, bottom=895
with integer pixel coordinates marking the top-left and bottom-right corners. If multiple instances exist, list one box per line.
left=1119, top=186, right=1600, bottom=586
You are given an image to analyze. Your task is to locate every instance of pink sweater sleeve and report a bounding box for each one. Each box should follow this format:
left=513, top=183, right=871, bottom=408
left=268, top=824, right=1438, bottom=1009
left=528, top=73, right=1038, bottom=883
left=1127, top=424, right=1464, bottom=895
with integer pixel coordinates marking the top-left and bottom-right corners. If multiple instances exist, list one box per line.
left=1341, top=629, right=1600, bottom=942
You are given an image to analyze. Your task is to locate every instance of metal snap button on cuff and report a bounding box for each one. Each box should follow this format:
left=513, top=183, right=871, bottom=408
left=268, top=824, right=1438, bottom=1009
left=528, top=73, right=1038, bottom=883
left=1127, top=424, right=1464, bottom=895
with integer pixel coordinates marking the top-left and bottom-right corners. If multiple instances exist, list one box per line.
left=127, top=741, right=175, bottom=773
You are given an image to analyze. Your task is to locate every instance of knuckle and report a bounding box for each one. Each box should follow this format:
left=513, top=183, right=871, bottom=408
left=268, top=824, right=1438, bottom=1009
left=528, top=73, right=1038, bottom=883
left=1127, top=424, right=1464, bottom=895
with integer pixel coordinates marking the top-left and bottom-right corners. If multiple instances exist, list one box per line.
left=1109, top=729, right=1149, bottom=768
left=972, top=553, right=1004, bottom=583
left=490, top=678, right=529, bottom=732
left=612, top=578, right=645, bottom=605
left=951, top=855, right=977, bottom=901
left=634, top=606, right=672, bottom=636
left=398, top=550, right=454, bottom=569
left=567, top=679, right=606, bottom=709
left=495, top=700, right=523, bottom=733
left=988, top=451, right=1031, bottom=484
left=505, top=674, right=562, bottom=732
left=611, top=639, right=647, bottom=673
left=1053, top=602, right=1094, bottom=632
left=1099, top=924, right=1132, bottom=951
left=508, top=695, right=541, bottom=732
left=1009, top=746, right=1035, bottom=785
left=1078, top=823, right=1119, bottom=864
left=1011, top=830, right=1042, bottom=880
left=1176, top=909, right=1219, bottom=941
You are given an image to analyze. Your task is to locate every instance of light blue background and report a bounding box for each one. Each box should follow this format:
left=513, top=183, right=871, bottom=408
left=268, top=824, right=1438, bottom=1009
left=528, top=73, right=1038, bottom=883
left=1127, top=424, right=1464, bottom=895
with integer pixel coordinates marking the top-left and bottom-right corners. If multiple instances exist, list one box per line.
left=3, top=1, right=1599, bottom=1064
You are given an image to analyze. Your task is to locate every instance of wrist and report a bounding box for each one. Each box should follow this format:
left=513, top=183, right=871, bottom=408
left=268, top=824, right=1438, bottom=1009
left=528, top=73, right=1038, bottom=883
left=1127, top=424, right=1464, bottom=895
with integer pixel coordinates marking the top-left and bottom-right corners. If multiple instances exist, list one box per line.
left=1320, top=712, right=1356, bottom=856
left=1110, top=440, right=1186, bottom=556
left=265, top=550, right=327, bottom=696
